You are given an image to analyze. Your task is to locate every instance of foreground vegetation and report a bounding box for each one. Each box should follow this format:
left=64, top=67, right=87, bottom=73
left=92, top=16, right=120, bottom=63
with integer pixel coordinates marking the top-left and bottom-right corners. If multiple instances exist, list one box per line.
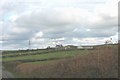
left=2, top=44, right=118, bottom=78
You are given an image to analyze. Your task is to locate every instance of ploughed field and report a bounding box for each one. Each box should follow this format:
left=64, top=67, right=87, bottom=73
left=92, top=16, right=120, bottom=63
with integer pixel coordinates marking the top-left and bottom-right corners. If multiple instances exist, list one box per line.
left=2, top=44, right=118, bottom=78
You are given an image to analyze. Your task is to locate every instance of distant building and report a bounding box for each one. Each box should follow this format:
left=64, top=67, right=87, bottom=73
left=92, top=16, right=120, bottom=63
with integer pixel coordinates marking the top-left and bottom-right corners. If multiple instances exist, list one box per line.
left=77, top=46, right=83, bottom=49
left=77, top=46, right=93, bottom=50
left=64, top=45, right=77, bottom=50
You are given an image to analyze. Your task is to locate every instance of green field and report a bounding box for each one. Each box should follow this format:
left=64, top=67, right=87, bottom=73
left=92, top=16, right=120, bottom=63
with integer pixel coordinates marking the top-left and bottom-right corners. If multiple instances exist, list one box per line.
left=3, top=50, right=88, bottom=62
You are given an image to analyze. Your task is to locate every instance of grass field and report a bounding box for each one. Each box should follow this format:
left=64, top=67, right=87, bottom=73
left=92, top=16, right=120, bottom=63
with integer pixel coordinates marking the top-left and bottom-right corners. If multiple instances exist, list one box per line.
left=3, top=50, right=88, bottom=62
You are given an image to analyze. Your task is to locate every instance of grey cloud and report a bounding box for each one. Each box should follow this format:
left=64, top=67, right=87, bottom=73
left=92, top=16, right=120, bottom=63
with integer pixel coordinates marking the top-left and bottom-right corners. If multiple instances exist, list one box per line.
left=88, top=16, right=117, bottom=29
left=1, top=0, right=118, bottom=49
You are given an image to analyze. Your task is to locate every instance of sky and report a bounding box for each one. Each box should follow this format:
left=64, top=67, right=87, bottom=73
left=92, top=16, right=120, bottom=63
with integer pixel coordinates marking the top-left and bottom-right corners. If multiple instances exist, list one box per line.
left=0, top=0, right=119, bottom=50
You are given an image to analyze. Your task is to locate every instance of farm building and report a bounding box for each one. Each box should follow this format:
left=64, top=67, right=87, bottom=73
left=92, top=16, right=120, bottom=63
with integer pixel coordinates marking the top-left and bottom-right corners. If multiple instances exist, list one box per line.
left=64, top=45, right=77, bottom=50
left=77, top=46, right=93, bottom=50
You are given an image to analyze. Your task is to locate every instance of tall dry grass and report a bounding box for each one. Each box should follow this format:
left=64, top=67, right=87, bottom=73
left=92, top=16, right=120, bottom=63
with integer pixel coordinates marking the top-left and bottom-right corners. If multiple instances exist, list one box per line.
left=15, top=44, right=118, bottom=78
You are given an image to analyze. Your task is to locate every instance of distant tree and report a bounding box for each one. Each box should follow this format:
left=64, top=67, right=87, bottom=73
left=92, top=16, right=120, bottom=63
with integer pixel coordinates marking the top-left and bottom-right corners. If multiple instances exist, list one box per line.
left=105, top=38, right=113, bottom=44
left=46, top=46, right=51, bottom=49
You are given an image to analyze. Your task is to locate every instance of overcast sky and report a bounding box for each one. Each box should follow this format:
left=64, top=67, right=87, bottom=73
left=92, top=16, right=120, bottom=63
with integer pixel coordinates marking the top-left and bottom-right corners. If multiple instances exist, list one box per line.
left=0, top=0, right=119, bottom=50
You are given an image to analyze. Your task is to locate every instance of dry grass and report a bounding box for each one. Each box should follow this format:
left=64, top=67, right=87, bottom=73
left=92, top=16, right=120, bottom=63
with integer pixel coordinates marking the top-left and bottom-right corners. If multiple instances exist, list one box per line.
left=15, top=44, right=118, bottom=78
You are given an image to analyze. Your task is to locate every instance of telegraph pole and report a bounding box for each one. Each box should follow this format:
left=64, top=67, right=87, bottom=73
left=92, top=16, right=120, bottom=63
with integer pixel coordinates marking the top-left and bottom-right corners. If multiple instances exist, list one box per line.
left=28, top=40, right=31, bottom=50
